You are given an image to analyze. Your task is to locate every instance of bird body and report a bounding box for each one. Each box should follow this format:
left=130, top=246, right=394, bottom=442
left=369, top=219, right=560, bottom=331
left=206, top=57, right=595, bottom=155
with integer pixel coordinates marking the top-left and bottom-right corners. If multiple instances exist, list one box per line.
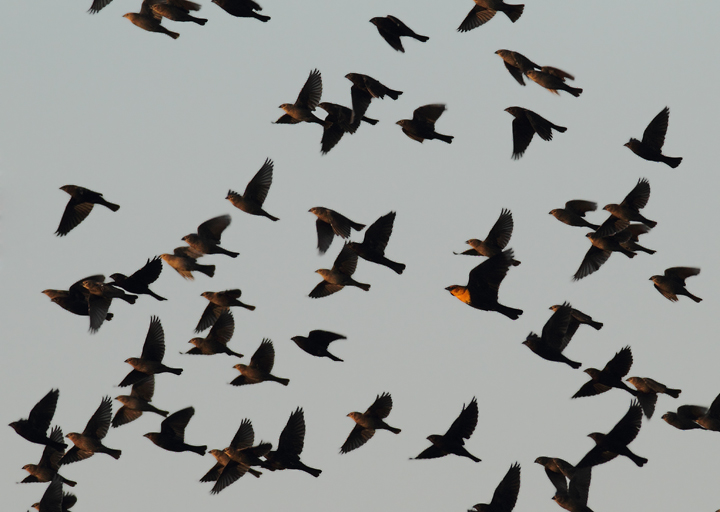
left=275, top=70, right=326, bottom=126
left=650, top=267, right=701, bottom=302
left=291, top=330, right=346, bottom=361
left=414, top=397, right=480, bottom=462
left=347, top=211, right=405, bottom=274
left=212, top=0, right=269, bottom=21
left=226, top=158, right=278, bottom=221
left=144, top=407, right=206, bottom=455
left=370, top=16, right=428, bottom=52
left=123, top=5, right=180, bottom=39
left=625, top=107, right=682, bottom=167
left=454, top=209, right=519, bottom=265
left=186, top=310, right=242, bottom=357
left=526, top=69, right=582, bottom=97
left=310, top=244, right=370, bottom=298
left=549, top=200, right=599, bottom=230
left=397, top=104, right=453, bottom=143
left=182, top=214, right=238, bottom=258
left=230, top=339, right=289, bottom=386
left=110, top=256, right=166, bottom=301
left=61, top=397, right=121, bottom=464
left=10, top=389, right=66, bottom=451
left=112, top=375, right=169, bottom=427
left=161, top=247, right=215, bottom=280
left=309, top=207, right=365, bottom=254
left=341, top=392, right=400, bottom=454
left=55, top=185, right=119, bottom=236
left=505, top=106, right=566, bottom=159
left=522, top=303, right=580, bottom=369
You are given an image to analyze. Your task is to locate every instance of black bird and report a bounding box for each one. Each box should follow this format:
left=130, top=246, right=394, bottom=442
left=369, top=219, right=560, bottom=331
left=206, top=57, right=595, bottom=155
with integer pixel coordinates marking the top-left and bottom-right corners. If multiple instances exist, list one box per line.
left=468, top=462, right=520, bottom=511
left=144, top=407, right=206, bottom=455
left=182, top=214, right=239, bottom=258
left=522, top=302, right=580, bottom=369
left=347, top=211, right=405, bottom=274
left=370, top=15, right=428, bottom=52
left=505, top=106, right=566, bottom=159
left=110, top=257, right=166, bottom=301
left=345, top=72, right=402, bottom=124
left=414, top=397, right=481, bottom=462
left=572, top=347, right=638, bottom=399
left=265, top=408, right=322, bottom=477
left=10, top=389, right=66, bottom=451
left=195, top=289, right=255, bottom=332
left=226, top=158, right=279, bottom=221
left=211, top=0, right=269, bottom=21
left=576, top=401, right=647, bottom=468
left=625, top=107, right=682, bottom=168
left=55, top=185, right=119, bottom=236
left=397, top=104, right=453, bottom=144
left=21, top=426, right=76, bottom=486
left=458, top=1, right=524, bottom=32
left=454, top=209, right=520, bottom=265
left=291, top=330, right=347, bottom=362
left=112, top=375, right=169, bottom=428
left=309, top=207, right=365, bottom=254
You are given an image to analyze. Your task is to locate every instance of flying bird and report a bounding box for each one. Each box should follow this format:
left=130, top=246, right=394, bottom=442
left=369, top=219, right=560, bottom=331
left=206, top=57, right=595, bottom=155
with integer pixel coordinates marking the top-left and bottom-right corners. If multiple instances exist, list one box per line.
left=144, top=407, right=207, bottom=455
left=650, top=267, right=701, bottom=302
left=60, top=396, right=121, bottom=464
left=458, top=1, right=524, bottom=32
left=211, top=0, right=269, bottom=21
left=309, top=244, right=370, bottom=298
left=341, top=392, right=401, bottom=454
left=112, top=375, right=169, bottom=428
left=55, top=185, right=119, bottom=236
left=186, top=310, right=243, bottom=358
left=526, top=69, right=582, bottom=97
left=549, top=305, right=602, bottom=342
left=494, top=50, right=541, bottom=85
left=347, top=211, right=406, bottom=274
left=572, top=346, right=638, bottom=399
left=505, top=106, right=566, bottom=159
left=572, top=230, right=636, bottom=281
left=318, top=102, right=378, bottom=154
left=522, top=302, right=580, bottom=369
left=551, top=467, right=593, bottom=512
left=602, top=177, right=657, bottom=230
left=265, top=408, right=322, bottom=477
left=454, top=209, right=520, bottom=265
left=309, top=207, right=365, bottom=254
left=21, top=427, right=76, bottom=487
left=231, top=339, right=289, bottom=386
left=195, top=289, right=255, bottom=332
left=397, top=104, right=453, bottom=144
left=275, top=69, right=326, bottom=127
left=369, top=15, right=428, bottom=52
left=109, top=256, right=166, bottom=301
left=10, top=389, right=66, bottom=451
left=413, top=397, right=480, bottom=462
left=624, top=107, right=682, bottom=168
left=291, top=330, right=347, bottom=362
left=160, top=247, right=215, bottom=280
left=345, top=72, right=402, bottom=124
left=549, top=200, right=600, bottom=230
left=211, top=419, right=269, bottom=493
left=119, top=316, right=183, bottom=387
left=151, top=0, right=207, bottom=25
left=123, top=1, right=180, bottom=39
left=576, top=401, right=647, bottom=468
left=226, top=158, right=279, bottom=221
left=182, top=214, right=239, bottom=258
left=468, top=462, right=520, bottom=511
left=627, top=377, right=680, bottom=419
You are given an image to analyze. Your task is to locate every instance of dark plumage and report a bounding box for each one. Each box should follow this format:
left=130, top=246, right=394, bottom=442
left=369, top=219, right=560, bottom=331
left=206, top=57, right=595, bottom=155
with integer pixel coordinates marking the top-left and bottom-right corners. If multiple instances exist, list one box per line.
left=414, top=397, right=480, bottom=462
left=370, top=15, right=428, bottom=52
left=535, top=457, right=576, bottom=495
left=549, top=304, right=602, bottom=342
left=182, top=214, right=238, bottom=258
left=21, top=427, right=76, bottom=487
left=549, top=200, right=599, bottom=230
left=576, top=401, right=647, bottom=468
left=43, top=275, right=113, bottom=326
left=572, top=230, right=636, bottom=281
left=112, top=375, right=169, bottom=428
left=469, top=462, right=520, bottom=511
left=342, top=392, right=401, bottom=454
left=123, top=1, right=180, bottom=39
left=505, top=106, right=566, bottom=159
left=10, top=389, right=66, bottom=451
left=212, top=419, right=269, bottom=493
left=275, top=69, right=327, bottom=127
left=494, top=50, right=541, bottom=85
left=30, top=476, right=64, bottom=512
left=602, top=177, right=657, bottom=230
left=291, top=330, right=346, bottom=362
left=144, top=407, right=206, bottom=455
left=526, top=69, right=582, bottom=97
left=625, top=107, right=682, bottom=168
left=345, top=72, right=402, bottom=125
left=552, top=467, right=593, bottom=512
left=60, top=396, right=121, bottom=464
left=454, top=209, right=520, bottom=265
left=226, top=158, right=279, bottom=221
left=458, top=1, right=524, bottom=32
left=151, top=0, right=207, bottom=25
left=55, top=185, right=119, bottom=236
left=160, top=246, right=215, bottom=280
left=347, top=211, right=405, bottom=274
left=446, top=249, right=523, bottom=320
left=186, top=310, right=243, bottom=358
left=662, top=405, right=707, bottom=430
left=309, top=207, right=365, bottom=254
left=620, top=224, right=656, bottom=255
left=397, top=104, right=453, bottom=144
left=572, top=347, right=638, bottom=399
left=318, top=102, right=378, bottom=154
left=119, top=316, right=183, bottom=387
left=627, top=377, right=681, bottom=419
left=650, top=267, right=702, bottom=302
left=211, top=0, right=269, bottom=21
left=231, top=339, right=289, bottom=386
left=109, top=257, right=166, bottom=301
left=195, top=289, right=255, bottom=333
left=265, top=408, right=322, bottom=477
left=310, top=244, right=370, bottom=298
left=522, top=302, right=580, bottom=369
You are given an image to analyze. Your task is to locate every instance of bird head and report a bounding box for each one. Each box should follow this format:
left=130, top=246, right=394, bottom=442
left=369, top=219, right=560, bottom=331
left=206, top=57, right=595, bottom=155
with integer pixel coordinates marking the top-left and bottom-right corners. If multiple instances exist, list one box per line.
left=188, top=338, right=202, bottom=346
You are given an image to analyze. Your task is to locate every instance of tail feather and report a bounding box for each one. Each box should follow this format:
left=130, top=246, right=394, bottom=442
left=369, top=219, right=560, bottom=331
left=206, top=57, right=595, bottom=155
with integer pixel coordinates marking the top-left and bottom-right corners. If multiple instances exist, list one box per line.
left=497, top=305, right=523, bottom=320
left=436, top=133, right=454, bottom=144
left=666, top=388, right=681, bottom=399
left=662, top=156, right=682, bottom=168
left=567, top=86, right=583, bottom=97
left=503, top=4, right=524, bottom=22
left=589, top=321, right=603, bottom=330
left=199, top=265, right=215, bottom=278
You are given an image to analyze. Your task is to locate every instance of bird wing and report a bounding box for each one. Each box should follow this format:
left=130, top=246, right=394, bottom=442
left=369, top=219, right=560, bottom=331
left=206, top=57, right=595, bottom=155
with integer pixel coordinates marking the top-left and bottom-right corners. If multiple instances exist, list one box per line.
left=490, top=462, right=521, bottom=512
left=84, top=396, right=112, bottom=440
left=141, top=316, right=166, bottom=362
left=366, top=392, right=393, bottom=419
left=111, top=406, right=143, bottom=428
left=333, top=244, right=358, bottom=276
left=458, top=5, right=496, bottom=32
left=361, top=211, right=395, bottom=253
left=664, top=266, right=700, bottom=283
left=129, top=256, right=163, bottom=285
left=501, top=59, right=526, bottom=86
left=486, top=209, right=514, bottom=249
left=315, top=218, right=336, bottom=254
left=413, top=444, right=446, bottom=459
left=197, top=214, right=231, bottom=242
left=525, top=110, right=555, bottom=141
left=603, top=346, right=633, bottom=379
left=309, top=281, right=343, bottom=298
left=467, top=250, right=513, bottom=300
left=56, top=200, right=94, bottom=236
left=28, top=389, right=59, bottom=433
left=229, top=419, right=255, bottom=449
left=250, top=339, right=275, bottom=372
left=161, top=407, right=194, bottom=439
left=309, top=330, right=346, bottom=347
left=295, top=69, right=322, bottom=110
left=131, top=374, right=156, bottom=401
left=566, top=200, right=597, bottom=216
left=641, top=107, right=669, bottom=150
left=412, top=103, right=446, bottom=125
left=195, top=303, right=223, bottom=332
left=277, top=407, right=305, bottom=455
left=509, top=115, right=534, bottom=159
left=542, top=302, right=572, bottom=350
left=572, top=380, right=610, bottom=399
left=340, top=424, right=374, bottom=453
left=622, top=178, right=651, bottom=211
left=606, top=401, right=643, bottom=446
left=243, top=158, right=274, bottom=205
left=572, top=246, right=611, bottom=281
left=207, top=310, right=235, bottom=345
left=445, top=397, right=478, bottom=440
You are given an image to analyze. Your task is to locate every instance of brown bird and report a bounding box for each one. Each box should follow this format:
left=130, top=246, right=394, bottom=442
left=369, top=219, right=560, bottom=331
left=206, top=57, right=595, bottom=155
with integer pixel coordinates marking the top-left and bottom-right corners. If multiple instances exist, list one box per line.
left=414, top=397, right=480, bottom=462
left=123, top=1, right=180, bottom=39
left=446, top=248, right=523, bottom=320
left=469, top=462, right=520, bottom=512
left=549, top=200, right=600, bottom=230
left=625, top=107, right=682, bottom=168
left=109, top=257, right=166, bottom=301
left=454, top=209, right=520, bottom=265
left=535, top=457, right=576, bottom=495
left=341, top=392, right=401, bottom=454
left=186, top=310, right=243, bottom=358
left=662, top=405, right=707, bottom=430
left=650, top=267, right=702, bottom=302
left=572, top=230, right=636, bottom=281
left=119, top=316, right=183, bottom=387
left=211, top=419, right=268, bottom=493
left=310, top=244, right=371, bottom=298
left=43, top=275, right=113, bottom=326
left=688, top=393, right=720, bottom=431
left=275, top=69, right=326, bottom=127
left=231, top=339, right=289, bottom=387
left=211, top=0, right=269, bottom=21
left=576, top=401, right=647, bottom=468
left=21, top=427, right=76, bottom=487
left=458, top=0, right=524, bottom=32
left=347, top=211, right=405, bottom=274
left=552, top=467, right=593, bottom=512
left=55, top=185, right=119, bottom=236
left=265, top=408, right=322, bottom=477
left=144, top=407, right=206, bottom=455
left=526, top=69, right=582, bottom=97
left=151, top=0, right=207, bottom=25
left=620, top=224, right=656, bottom=255
left=494, top=50, right=541, bottom=85
left=10, top=389, right=66, bottom=451
left=370, top=15, right=428, bottom=52
left=195, top=289, right=255, bottom=333
left=318, top=102, right=378, bottom=154
left=291, top=330, right=346, bottom=362
left=60, top=396, right=121, bottom=464
left=309, top=207, right=365, bottom=254
left=30, top=476, right=64, bottom=512
left=602, top=177, right=657, bottom=230
left=112, top=375, right=168, bottom=428
left=160, top=247, right=215, bottom=280
left=523, top=302, right=580, bottom=369
left=627, top=377, right=680, bottom=419
left=505, top=106, right=566, bottom=159
left=549, top=305, right=602, bottom=343
left=82, top=279, right=137, bottom=332
left=572, top=346, right=638, bottom=399
left=397, top=104, right=453, bottom=144
left=182, top=214, right=239, bottom=258
left=226, top=158, right=279, bottom=221
left=345, top=72, right=402, bottom=125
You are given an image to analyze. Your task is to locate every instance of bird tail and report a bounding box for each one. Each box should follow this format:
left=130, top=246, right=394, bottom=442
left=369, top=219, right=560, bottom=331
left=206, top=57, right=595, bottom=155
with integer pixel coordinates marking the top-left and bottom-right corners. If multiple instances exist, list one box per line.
left=165, top=29, right=180, bottom=39
left=151, top=406, right=169, bottom=417
left=61, top=477, right=78, bottom=487
left=436, top=133, right=454, bottom=144
left=238, top=302, right=256, bottom=311
left=362, top=116, right=379, bottom=125
left=273, top=377, right=290, bottom=386
left=630, top=453, right=648, bottom=467
left=168, top=367, right=184, bottom=376
left=101, top=200, right=120, bottom=212
left=511, top=259, right=521, bottom=266
left=687, top=293, right=702, bottom=303
left=350, top=221, right=366, bottom=231
left=662, top=156, right=682, bottom=168
left=355, top=282, right=371, bottom=291
left=121, top=294, right=138, bottom=304
left=412, top=33, right=429, bottom=42
left=198, top=264, right=216, bottom=277
left=149, top=290, right=168, bottom=301
left=567, top=86, right=583, bottom=97
left=191, top=16, right=207, bottom=25
left=666, top=388, right=681, bottom=398
left=253, top=12, right=270, bottom=22
left=566, top=358, right=582, bottom=369
left=107, top=448, right=122, bottom=460
left=265, top=212, right=280, bottom=222
left=249, top=468, right=262, bottom=477
left=503, top=4, right=524, bottom=22
left=387, top=89, right=403, bottom=100
left=106, top=313, right=114, bottom=321
left=302, top=465, right=322, bottom=478
left=634, top=244, right=656, bottom=255
left=589, top=320, right=603, bottom=330
left=621, top=249, right=636, bottom=258
left=191, top=445, right=207, bottom=456
left=497, top=305, right=523, bottom=320
left=228, top=349, right=244, bottom=358
left=221, top=248, right=240, bottom=258
left=642, top=218, right=658, bottom=229
left=552, top=124, right=568, bottom=133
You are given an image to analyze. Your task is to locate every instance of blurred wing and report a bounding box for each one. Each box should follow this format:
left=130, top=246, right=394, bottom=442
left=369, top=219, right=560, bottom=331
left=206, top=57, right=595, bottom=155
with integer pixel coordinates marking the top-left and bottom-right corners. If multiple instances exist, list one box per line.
left=244, top=158, right=274, bottom=205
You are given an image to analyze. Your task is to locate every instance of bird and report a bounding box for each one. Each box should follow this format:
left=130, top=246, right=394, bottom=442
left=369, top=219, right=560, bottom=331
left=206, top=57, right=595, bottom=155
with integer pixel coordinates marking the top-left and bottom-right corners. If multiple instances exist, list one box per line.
left=21, top=427, right=76, bottom=487
left=341, top=392, right=401, bottom=454
left=369, top=15, right=428, bottom=52
left=275, top=69, right=326, bottom=127
left=345, top=73, right=402, bottom=124
left=109, top=256, right=166, bottom=301
left=627, top=377, right=680, bottom=419
left=212, top=419, right=269, bottom=493
left=347, top=211, right=406, bottom=274
left=119, top=316, right=183, bottom=387
left=458, top=1, right=524, bottom=32
left=494, top=50, right=541, bottom=85
left=309, top=207, right=365, bottom=254
left=160, top=247, right=215, bottom=280
left=226, top=158, right=279, bottom=221
left=211, top=0, right=269, bottom=21
left=572, top=230, right=636, bottom=281
left=43, top=275, right=113, bottom=324
left=572, top=346, right=638, bottom=399
left=526, top=69, right=582, bottom=97
left=413, top=397, right=480, bottom=462
left=151, top=0, right=207, bottom=25
left=552, top=467, right=593, bottom=512
left=549, top=200, right=600, bottom=230
left=112, top=375, right=168, bottom=428
left=144, top=407, right=206, bottom=455
left=82, top=279, right=137, bottom=332
left=549, top=305, right=603, bottom=341
left=10, top=389, right=66, bottom=451
left=446, top=248, right=523, bottom=320
left=317, top=102, right=378, bottom=154
left=195, top=289, right=255, bottom=332
left=309, top=243, right=371, bottom=298
left=55, top=185, right=119, bottom=236
left=60, top=396, right=121, bottom=464
left=522, top=302, right=580, bottom=369
left=662, top=405, right=709, bottom=430
left=186, top=310, right=243, bottom=358
left=624, top=107, right=682, bottom=168
left=691, top=392, right=720, bottom=431
left=230, top=339, right=289, bottom=386
left=468, top=462, right=520, bottom=511
left=265, top=408, right=322, bottom=477
left=123, top=1, right=180, bottom=39
left=454, top=209, right=520, bottom=265
left=602, top=177, right=657, bottom=230
left=576, top=401, right=647, bottom=468
left=620, top=224, right=656, bottom=255
left=291, top=330, right=346, bottom=362
left=182, top=214, right=239, bottom=258
left=535, top=457, right=576, bottom=495
left=397, top=104, right=453, bottom=144
left=505, top=106, right=566, bottom=159
left=30, top=476, right=64, bottom=512
left=650, top=267, right=702, bottom=302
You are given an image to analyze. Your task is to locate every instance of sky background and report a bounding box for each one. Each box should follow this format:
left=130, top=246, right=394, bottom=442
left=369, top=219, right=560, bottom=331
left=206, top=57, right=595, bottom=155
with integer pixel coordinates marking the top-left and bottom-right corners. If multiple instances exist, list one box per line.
left=3, top=0, right=720, bottom=510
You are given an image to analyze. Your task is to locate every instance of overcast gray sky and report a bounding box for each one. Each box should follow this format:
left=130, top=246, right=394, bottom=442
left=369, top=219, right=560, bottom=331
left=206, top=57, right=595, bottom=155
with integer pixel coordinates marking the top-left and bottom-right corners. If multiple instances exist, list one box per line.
left=3, top=0, right=720, bottom=510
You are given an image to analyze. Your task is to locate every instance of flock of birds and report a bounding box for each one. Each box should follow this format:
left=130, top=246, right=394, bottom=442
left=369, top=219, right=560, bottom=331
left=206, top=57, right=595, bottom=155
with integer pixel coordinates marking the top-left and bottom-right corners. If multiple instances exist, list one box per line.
left=9, top=0, right=713, bottom=511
